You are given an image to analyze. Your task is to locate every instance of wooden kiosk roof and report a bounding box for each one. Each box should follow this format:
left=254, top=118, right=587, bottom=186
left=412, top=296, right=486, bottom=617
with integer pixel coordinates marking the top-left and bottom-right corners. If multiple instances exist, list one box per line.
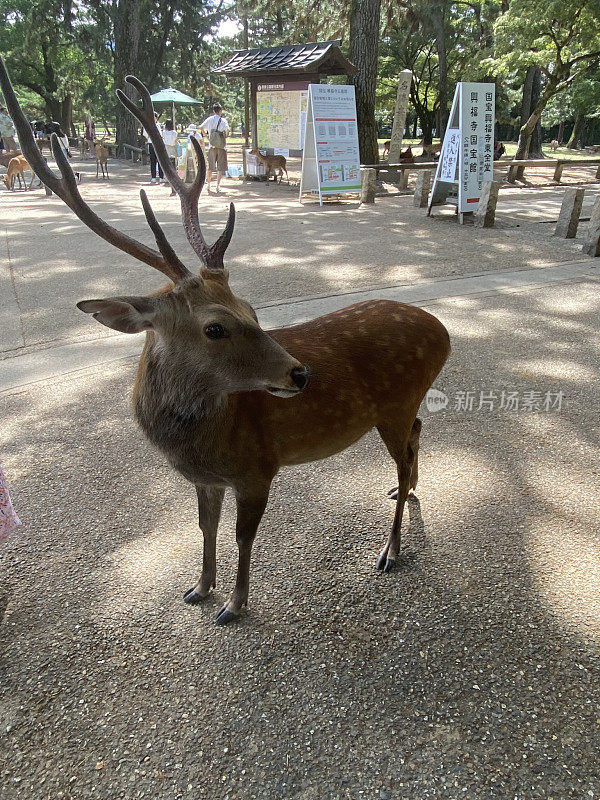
left=215, top=41, right=356, bottom=79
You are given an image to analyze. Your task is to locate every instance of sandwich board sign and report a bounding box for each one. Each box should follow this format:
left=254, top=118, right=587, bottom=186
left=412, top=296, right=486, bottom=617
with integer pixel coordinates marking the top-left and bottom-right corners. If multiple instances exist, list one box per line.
left=299, top=84, right=361, bottom=205
left=428, top=82, right=495, bottom=221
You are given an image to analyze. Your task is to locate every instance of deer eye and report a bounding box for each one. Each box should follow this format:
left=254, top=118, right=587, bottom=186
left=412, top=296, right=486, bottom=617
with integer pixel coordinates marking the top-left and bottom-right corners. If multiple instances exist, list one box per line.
left=204, top=323, right=227, bottom=340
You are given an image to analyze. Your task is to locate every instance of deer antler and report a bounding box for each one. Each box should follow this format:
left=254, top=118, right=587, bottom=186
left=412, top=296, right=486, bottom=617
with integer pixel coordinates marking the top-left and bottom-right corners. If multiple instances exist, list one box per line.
left=0, top=56, right=192, bottom=285
left=117, top=76, right=235, bottom=271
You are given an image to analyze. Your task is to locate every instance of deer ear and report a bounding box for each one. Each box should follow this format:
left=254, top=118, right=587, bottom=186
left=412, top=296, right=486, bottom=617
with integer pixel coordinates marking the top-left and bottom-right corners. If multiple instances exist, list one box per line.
left=77, top=297, right=158, bottom=334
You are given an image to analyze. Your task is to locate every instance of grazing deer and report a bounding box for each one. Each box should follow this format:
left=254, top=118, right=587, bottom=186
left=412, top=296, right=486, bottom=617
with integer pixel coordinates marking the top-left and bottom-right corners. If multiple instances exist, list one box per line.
left=2, top=154, right=34, bottom=190
left=0, top=60, right=451, bottom=626
left=550, top=139, right=559, bottom=151
left=249, top=147, right=288, bottom=183
left=95, top=138, right=109, bottom=179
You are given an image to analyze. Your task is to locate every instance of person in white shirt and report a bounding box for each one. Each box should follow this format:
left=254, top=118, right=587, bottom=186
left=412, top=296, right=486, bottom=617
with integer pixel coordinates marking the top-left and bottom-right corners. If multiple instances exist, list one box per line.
left=162, top=119, right=178, bottom=196
left=199, top=104, right=230, bottom=193
left=143, top=113, right=163, bottom=183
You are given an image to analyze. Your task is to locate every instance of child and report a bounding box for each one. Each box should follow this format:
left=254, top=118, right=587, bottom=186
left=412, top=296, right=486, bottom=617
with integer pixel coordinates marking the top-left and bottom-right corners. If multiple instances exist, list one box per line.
left=0, top=464, right=21, bottom=542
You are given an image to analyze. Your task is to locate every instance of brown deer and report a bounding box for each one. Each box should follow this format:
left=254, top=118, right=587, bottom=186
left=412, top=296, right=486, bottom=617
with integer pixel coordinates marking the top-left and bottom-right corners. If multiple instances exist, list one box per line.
left=249, top=147, right=288, bottom=183
left=94, top=138, right=109, bottom=179
left=381, top=142, right=413, bottom=163
left=0, top=60, right=450, bottom=626
left=2, top=154, right=34, bottom=190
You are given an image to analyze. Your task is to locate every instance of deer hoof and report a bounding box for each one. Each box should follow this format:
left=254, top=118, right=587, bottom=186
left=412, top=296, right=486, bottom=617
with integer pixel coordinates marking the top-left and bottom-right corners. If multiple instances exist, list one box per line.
left=387, top=486, right=399, bottom=500
left=215, top=605, right=240, bottom=626
left=183, top=587, right=208, bottom=605
left=376, top=553, right=396, bottom=573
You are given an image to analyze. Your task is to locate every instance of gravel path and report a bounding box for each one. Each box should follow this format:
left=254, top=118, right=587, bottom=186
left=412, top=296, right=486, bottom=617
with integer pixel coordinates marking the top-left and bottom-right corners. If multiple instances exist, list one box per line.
left=2, top=277, right=599, bottom=799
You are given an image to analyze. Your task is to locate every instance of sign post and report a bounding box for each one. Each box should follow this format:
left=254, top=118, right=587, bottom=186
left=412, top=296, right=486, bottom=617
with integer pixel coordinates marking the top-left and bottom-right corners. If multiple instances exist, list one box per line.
left=299, top=84, right=361, bottom=205
left=428, top=82, right=495, bottom=223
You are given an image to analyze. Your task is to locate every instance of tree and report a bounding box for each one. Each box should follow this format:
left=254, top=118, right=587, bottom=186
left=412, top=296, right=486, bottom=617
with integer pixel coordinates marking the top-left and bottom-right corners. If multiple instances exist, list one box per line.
left=349, top=0, right=382, bottom=163
left=492, top=0, right=600, bottom=159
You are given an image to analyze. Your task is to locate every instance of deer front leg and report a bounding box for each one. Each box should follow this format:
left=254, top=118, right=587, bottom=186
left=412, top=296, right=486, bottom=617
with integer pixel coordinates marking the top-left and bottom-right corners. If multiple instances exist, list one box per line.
left=183, top=484, right=225, bottom=605
left=215, top=486, right=270, bottom=626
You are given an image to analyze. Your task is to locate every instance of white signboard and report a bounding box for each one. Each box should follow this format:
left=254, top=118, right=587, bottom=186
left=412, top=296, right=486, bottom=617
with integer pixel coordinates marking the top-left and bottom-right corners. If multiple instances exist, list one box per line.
left=299, top=84, right=361, bottom=204
left=429, top=82, right=495, bottom=216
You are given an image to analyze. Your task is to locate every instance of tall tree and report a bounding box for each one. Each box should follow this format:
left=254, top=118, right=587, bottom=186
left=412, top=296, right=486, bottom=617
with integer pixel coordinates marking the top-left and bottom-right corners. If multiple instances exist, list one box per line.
left=492, top=0, right=600, bottom=159
left=113, top=0, right=140, bottom=147
left=349, top=0, right=382, bottom=163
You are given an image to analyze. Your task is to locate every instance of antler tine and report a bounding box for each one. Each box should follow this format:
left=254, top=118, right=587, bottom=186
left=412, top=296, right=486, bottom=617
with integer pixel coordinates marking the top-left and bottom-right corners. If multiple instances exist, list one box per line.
left=140, top=190, right=192, bottom=281
left=207, top=203, right=236, bottom=271
left=0, top=55, right=186, bottom=284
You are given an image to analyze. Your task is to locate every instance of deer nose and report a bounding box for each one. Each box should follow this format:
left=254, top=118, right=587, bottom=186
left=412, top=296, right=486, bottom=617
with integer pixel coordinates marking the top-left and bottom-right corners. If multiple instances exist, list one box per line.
left=290, top=366, right=310, bottom=390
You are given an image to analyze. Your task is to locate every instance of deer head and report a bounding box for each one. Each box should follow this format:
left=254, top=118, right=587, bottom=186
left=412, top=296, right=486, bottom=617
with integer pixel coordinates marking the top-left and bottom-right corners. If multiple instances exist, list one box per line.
left=0, top=60, right=308, bottom=398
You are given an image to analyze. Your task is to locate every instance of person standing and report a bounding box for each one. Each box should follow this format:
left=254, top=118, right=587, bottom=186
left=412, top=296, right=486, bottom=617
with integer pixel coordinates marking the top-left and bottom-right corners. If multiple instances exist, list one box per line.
left=143, top=112, right=164, bottom=184
left=199, top=103, right=230, bottom=194
left=84, top=114, right=96, bottom=159
left=0, top=107, right=17, bottom=152
left=162, top=119, right=178, bottom=196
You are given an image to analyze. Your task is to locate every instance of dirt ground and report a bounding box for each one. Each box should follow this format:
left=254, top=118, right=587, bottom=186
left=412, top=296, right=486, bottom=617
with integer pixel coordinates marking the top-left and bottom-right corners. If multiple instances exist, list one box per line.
left=1, top=153, right=600, bottom=800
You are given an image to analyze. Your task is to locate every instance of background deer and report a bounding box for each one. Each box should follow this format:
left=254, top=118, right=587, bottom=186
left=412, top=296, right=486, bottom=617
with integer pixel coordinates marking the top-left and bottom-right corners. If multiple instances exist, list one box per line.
left=0, top=60, right=450, bottom=626
left=94, top=138, right=109, bottom=179
left=2, top=154, right=34, bottom=190
left=249, top=147, right=288, bottom=183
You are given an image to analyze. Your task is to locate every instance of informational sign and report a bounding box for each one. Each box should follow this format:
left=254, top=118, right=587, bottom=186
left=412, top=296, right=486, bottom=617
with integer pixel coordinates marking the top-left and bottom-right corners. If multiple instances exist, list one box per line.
left=299, top=84, right=361, bottom=204
left=429, top=82, right=495, bottom=217
left=257, top=81, right=309, bottom=150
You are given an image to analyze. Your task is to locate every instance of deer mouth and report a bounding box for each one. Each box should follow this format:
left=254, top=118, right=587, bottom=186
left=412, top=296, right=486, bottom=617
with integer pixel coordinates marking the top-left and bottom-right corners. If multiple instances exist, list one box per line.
left=266, top=386, right=302, bottom=398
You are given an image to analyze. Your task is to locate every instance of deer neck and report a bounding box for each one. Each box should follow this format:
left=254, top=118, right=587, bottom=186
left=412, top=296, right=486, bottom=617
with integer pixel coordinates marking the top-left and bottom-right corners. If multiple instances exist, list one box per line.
left=133, top=333, right=227, bottom=449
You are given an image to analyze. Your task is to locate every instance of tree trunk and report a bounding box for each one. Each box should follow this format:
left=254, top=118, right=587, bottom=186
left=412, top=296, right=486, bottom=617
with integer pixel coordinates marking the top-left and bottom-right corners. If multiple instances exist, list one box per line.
left=349, top=0, right=382, bottom=164
left=557, top=120, right=564, bottom=144
left=114, top=0, right=140, bottom=151
left=61, top=94, right=73, bottom=137
left=528, top=68, right=543, bottom=157
left=567, top=113, right=584, bottom=148
left=515, top=74, right=559, bottom=161
left=430, top=6, right=449, bottom=138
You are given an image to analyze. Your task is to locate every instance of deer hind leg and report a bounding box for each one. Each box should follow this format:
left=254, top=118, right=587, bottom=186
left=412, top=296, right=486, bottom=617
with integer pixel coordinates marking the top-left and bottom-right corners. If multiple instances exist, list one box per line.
left=215, top=485, right=270, bottom=625
left=183, top=484, right=225, bottom=605
left=376, top=419, right=420, bottom=573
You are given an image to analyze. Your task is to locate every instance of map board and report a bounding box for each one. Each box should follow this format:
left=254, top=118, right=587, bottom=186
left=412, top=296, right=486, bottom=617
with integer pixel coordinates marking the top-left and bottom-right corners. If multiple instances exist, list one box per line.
left=429, top=82, right=495, bottom=217
left=299, top=83, right=361, bottom=204
left=257, top=81, right=309, bottom=150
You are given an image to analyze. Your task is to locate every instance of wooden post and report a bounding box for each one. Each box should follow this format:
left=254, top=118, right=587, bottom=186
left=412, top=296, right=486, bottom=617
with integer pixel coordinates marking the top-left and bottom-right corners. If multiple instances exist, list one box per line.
left=397, top=168, right=410, bottom=190
left=554, top=187, right=584, bottom=238
left=387, top=70, right=412, bottom=164
left=553, top=161, right=564, bottom=182
left=360, top=168, right=376, bottom=203
left=413, top=169, right=433, bottom=207
left=582, top=195, right=600, bottom=257
left=474, top=181, right=500, bottom=228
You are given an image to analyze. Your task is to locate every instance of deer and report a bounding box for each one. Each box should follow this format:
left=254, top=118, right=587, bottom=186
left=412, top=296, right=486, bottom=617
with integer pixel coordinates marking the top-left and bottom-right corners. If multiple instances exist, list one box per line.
left=381, top=142, right=413, bottom=163
left=2, top=154, right=34, bottom=190
left=94, top=138, right=109, bottom=179
left=0, top=58, right=450, bottom=626
left=249, top=147, right=288, bottom=183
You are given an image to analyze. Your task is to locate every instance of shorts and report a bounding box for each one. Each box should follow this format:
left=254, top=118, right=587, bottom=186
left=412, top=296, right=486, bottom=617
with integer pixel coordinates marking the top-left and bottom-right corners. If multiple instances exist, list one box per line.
left=208, top=146, right=227, bottom=172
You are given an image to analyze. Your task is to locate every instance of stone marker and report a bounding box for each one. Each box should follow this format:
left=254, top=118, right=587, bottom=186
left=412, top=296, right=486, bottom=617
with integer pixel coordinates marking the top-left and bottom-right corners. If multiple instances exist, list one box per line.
left=360, top=168, right=376, bottom=204
left=474, top=181, right=500, bottom=228
left=582, top=195, right=600, bottom=256
left=554, top=187, right=584, bottom=238
left=413, top=170, right=433, bottom=207
left=388, top=70, right=413, bottom=164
